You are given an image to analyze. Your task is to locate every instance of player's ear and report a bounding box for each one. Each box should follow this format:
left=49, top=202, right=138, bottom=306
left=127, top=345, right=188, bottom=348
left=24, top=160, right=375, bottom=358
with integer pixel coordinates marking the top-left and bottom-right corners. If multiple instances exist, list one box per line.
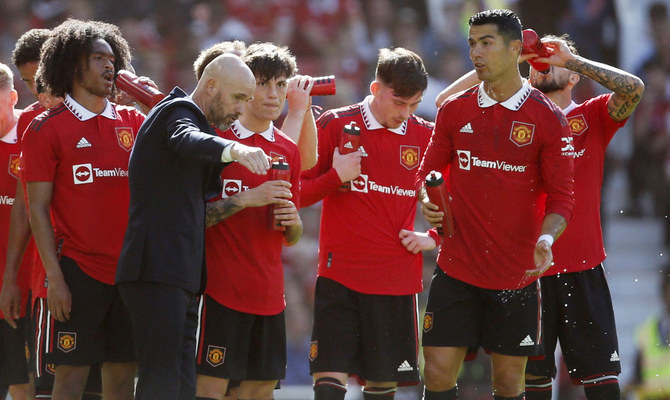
left=370, top=81, right=380, bottom=96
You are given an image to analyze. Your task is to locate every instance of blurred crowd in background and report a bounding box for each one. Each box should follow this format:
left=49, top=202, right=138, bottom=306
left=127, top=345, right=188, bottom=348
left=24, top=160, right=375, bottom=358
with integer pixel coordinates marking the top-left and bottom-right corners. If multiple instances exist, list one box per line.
left=1, top=0, right=669, bottom=397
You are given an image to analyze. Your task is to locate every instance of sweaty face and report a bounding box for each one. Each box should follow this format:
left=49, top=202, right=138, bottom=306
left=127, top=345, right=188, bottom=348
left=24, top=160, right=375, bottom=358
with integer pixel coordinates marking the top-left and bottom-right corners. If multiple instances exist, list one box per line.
left=245, top=76, right=289, bottom=125
left=529, top=66, right=571, bottom=94
left=75, top=38, right=116, bottom=98
left=17, top=61, right=39, bottom=98
left=371, top=82, right=422, bottom=129
left=468, top=24, right=518, bottom=82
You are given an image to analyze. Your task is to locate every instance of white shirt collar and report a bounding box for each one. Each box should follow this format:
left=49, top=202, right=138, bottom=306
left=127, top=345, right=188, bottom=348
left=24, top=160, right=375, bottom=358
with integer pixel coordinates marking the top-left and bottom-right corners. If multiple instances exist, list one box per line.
left=360, top=95, right=407, bottom=135
left=230, top=120, right=275, bottom=142
left=562, top=100, right=578, bottom=115
left=477, top=80, right=532, bottom=111
left=63, top=94, right=117, bottom=121
left=0, top=120, right=18, bottom=144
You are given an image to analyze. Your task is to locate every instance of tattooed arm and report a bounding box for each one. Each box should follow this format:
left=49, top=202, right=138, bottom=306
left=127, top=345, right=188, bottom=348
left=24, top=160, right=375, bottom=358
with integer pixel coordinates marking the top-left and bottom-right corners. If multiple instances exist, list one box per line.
left=205, top=180, right=294, bottom=228
left=542, top=39, right=645, bottom=122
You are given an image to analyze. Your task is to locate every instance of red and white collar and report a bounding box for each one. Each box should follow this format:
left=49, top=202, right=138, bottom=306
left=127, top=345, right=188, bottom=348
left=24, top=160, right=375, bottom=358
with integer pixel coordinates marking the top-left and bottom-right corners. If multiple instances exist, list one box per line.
left=64, top=94, right=117, bottom=121
left=230, top=120, right=275, bottom=142
left=359, top=95, right=407, bottom=135
left=477, top=80, right=532, bottom=111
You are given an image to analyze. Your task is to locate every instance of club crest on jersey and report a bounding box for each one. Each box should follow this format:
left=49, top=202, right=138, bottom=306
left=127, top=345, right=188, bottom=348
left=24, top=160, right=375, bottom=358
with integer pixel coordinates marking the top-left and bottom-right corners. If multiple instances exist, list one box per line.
left=46, top=363, right=56, bottom=374
left=206, top=345, right=226, bottom=367
left=72, top=163, right=93, bottom=184
left=57, top=332, right=76, bottom=353
left=115, top=127, right=135, bottom=151
left=509, top=121, right=535, bottom=147
left=400, top=145, right=420, bottom=170
left=350, top=174, right=368, bottom=193
left=269, top=152, right=286, bottom=163
left=309, top=341, right=318, bottom=361
left=8, top=154, right=20, bottom=179
left=567, top=114, right=588, bottom=136
left=222, top=179, right=242, bottom=198
left=423, top=312, right=433, bottom=333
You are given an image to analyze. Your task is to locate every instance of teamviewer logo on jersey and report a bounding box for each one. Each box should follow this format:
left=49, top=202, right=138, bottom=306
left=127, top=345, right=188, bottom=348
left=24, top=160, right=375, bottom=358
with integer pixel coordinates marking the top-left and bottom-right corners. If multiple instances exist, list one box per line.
left=350, top=174, right=368, bottom=193
left=457, top=150, right=471, bottom=170
left=72, top=163, right=93, bottom=184
left=222, top=179, right=242, bottom=198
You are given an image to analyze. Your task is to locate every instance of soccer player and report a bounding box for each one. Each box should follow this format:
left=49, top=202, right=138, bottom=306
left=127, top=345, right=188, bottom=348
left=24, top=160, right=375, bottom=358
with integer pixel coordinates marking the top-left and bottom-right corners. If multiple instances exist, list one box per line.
left=21, top=19, right=145, bottom=400
left=0, top=62, right=31, bottom=400
left=195, top=41, right=303, bottom=400
left=301, top=47, right=435, bottom=400
left=417, top=9, right=575, bottom=400
left=193, top=40, right=317, bottom=170
left=433, top=33, right=645, bottom=400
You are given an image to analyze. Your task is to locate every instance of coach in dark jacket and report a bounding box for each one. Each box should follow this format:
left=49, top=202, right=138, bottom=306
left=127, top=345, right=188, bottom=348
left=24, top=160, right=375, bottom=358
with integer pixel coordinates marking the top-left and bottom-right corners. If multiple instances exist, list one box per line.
left=116, top=54, right=268, bottom=400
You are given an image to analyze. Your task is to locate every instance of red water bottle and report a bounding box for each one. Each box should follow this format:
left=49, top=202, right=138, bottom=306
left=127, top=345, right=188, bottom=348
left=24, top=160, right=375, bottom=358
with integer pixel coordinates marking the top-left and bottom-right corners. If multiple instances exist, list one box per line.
left=521, top=29, right=551, bottom=73
left=338, top=122, right=361, bottom=191
left=268, top=160, right=291, bottom=231
left=115, top=70, right=166, bottom=108
left=309, top=75, right=336, bottom=96
left=424, top=170, right=455, bottom=237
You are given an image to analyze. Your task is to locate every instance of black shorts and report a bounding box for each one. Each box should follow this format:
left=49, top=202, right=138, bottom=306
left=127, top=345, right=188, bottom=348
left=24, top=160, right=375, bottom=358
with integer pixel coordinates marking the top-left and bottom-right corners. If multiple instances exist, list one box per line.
left=309, top=277, right=420, bottom=385
left=525, top=265, right=621, bottom=382
left=31, top=297, right=103, bottom=394
left=0, top=317, right=29, bottom=386
left=45, top=256, right=134, bottom=366
left=195, top=295, right=286, bottom=381
left=422, top=266, right=542, bottom=357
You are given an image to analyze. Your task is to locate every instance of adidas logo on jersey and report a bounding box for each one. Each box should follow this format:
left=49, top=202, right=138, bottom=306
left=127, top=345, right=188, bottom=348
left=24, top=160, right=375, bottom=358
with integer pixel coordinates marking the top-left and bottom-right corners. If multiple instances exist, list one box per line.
left=610, top=351, right=620, bottom=362
left=76, top=137, right=92, bottom=148
left=397, top=360, right=413, bottom=372
left=343, top=141, right=354, bottom=149
left=459, top=123, right=474, bottom=134
left=519, top=335, right=535, bottom=346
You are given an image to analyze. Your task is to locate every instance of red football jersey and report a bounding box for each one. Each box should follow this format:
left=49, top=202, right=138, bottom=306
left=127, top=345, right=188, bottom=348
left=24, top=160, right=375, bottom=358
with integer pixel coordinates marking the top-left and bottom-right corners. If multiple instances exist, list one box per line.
left=0, top=120, right=31, bottom=318
left=418, top=82, right=575, bottom=290
left=16, top=102, right=47, bottom=303
left=549, top=94, right=625, bottom=274
left=205, top=121, right=301, bottom=315
left=301, top=96, right=434, bottom=296
left=22, top=95, right=144, bottom=285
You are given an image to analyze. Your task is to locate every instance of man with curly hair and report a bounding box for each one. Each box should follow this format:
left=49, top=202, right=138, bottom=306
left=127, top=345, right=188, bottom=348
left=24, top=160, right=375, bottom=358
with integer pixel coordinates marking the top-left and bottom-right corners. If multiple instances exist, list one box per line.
left=20, top=19, right=144, bottom=400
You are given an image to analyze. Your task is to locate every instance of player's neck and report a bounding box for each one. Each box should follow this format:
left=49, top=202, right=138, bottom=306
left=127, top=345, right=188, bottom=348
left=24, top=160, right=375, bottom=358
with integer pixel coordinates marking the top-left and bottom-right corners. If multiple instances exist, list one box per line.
left=239, top=114, right=271, bottom=134
left=70, top=85, right=108, bottom=115
left=483, top=73, right=524, bottom=102
left=545, top=90, right=572, bottom=110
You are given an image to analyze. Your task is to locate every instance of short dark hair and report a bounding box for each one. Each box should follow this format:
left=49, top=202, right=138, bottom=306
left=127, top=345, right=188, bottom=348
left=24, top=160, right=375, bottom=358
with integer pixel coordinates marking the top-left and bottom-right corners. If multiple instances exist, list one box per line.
left=242, top=42, right=297, bottom=82
left=375, top=47, right=427, bottom=98
left=469, top=9, right=522, bottom=44
left=193, top=40, right=247, bottom=80
left=39, top=19, right=132, bottom=98
left=11, top=29, right=51, bottom=68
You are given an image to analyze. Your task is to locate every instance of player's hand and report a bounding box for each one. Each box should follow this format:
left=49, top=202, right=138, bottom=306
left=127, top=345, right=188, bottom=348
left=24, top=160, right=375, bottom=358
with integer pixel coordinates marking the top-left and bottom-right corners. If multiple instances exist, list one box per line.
left=273, top=200, right=301, bottom=227
left=0, top=280, right=22, bottom=329
left=521, top=239, right=554, bottom=284
left=239, top=180, right=293, bottom=208
left=332, top=147, right=362, bottom=183
left=532, top=40, right=575, bottom=68
left=47, top=276, right=72, bottom=322
left=399, top=229, right=437, bottom=254
left=286, top=75, right=315, bottom=112
left=230, top=143, right=271, bottom=175
left=421, top=200, right=444, bottom=228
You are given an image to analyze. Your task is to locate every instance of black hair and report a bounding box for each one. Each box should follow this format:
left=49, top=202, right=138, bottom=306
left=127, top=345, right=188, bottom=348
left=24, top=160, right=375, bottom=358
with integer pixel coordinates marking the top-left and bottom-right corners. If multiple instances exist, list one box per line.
left=242, top=42, right=297, bottom=82
left=38, top=19, right=131, bottom=98
left=375, top=47, right=427, bottom=98
left=11, top=29, right=51, bottom=67
left=469, top=9, right=522, bottom=44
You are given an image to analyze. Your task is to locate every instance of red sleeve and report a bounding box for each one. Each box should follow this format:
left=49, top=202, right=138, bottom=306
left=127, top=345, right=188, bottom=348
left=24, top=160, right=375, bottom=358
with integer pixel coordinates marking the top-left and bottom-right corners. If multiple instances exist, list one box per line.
left=416, top=102, right=454, bottom=189
left=289, top=143, right=302, bottom=210
left=299, top=111, right=343, bottom=207
left=22, top=121, right=58, bottom=183
left=540, top=111, right=575, bottom=222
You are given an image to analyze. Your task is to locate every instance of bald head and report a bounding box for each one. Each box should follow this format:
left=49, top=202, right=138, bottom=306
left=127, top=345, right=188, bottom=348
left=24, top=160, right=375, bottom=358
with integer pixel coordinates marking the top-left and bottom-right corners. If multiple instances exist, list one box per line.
left=192, top=54, right=256, bottom=131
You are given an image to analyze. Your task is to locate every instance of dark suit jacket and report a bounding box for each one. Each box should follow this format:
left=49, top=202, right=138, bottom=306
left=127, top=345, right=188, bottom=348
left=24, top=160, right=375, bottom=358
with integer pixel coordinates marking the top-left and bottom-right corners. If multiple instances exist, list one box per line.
left=116, top=87, right=232, bottom=294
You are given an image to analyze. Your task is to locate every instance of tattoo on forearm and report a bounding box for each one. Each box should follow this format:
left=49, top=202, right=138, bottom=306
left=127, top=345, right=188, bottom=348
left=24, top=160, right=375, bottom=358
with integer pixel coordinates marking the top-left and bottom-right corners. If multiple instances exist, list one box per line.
left=205, top=197, right=243, bottom=228
left=565, top=58, right=643, bottom=121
